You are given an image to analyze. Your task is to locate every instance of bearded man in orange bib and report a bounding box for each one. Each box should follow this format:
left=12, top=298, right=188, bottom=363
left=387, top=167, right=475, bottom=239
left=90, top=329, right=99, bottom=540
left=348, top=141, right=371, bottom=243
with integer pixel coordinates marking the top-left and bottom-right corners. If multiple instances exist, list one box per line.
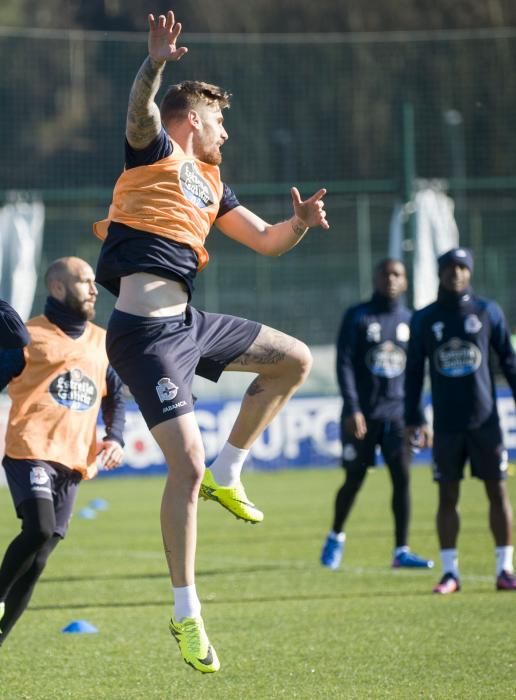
left=0, top=257, right=125, bottom=646
left=93, top=10, right=329, bottom=673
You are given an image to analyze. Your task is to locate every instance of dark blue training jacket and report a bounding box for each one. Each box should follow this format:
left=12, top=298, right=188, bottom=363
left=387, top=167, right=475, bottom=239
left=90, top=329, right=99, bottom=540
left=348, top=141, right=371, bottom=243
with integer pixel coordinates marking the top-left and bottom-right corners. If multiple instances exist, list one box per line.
left=336, top=292, right=411, bottom=421
left=404, top=286, right=516, bottom=432
left=0, top=299, right=30, bottom=349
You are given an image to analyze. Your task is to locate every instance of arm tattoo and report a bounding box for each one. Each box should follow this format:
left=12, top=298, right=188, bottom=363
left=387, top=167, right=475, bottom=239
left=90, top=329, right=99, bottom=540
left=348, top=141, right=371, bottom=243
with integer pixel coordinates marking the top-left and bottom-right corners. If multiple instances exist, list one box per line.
left=291, top=217, right=309, bottom=239
left=126, top=57, right=165, bottom=148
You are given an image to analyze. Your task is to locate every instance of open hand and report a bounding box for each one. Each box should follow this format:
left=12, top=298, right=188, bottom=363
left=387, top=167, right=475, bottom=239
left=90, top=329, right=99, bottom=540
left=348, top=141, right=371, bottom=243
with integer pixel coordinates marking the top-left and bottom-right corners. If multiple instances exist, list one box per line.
left=148, top=10, right=188, bottom=64
left=96, top=439, right=124, bottom=470
left=291, top=187, right=329, bottom=230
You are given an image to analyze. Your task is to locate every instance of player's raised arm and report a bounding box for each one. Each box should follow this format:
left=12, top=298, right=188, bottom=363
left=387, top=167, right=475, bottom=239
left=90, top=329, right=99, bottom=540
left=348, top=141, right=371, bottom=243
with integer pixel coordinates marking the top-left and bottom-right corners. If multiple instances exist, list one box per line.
left=216, top=186, right=329, bottom=256
left=126, top=10, right=188, bottom=149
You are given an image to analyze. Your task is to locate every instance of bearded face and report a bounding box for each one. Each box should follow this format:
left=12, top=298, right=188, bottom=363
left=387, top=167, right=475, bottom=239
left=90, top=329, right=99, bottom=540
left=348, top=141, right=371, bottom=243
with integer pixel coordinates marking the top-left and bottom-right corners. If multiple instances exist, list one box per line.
left=63, top=285, right=96, bottom=321
left=192, top=104, right=228, bottom=165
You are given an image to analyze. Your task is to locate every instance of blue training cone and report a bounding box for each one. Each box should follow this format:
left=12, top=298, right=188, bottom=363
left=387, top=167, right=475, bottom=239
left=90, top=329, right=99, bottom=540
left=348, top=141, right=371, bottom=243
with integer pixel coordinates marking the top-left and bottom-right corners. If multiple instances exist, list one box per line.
left=89, top=498, right=109, bottom=511
left=77, top=507, right=97, bottom=519
left=62, top=620, right=98, bottom=634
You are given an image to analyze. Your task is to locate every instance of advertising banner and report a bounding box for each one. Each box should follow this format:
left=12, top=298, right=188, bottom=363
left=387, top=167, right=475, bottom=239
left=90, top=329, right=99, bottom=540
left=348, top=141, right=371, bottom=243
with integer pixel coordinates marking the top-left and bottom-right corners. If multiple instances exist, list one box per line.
left=2, top=390, right=516, bottom=481
left=101, top=390, right=516, bottom=477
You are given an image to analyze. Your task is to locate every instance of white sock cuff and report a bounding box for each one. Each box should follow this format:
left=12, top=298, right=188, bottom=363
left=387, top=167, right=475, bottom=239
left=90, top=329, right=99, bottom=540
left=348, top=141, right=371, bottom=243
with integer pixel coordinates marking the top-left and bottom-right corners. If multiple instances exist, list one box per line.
left=495, top=545, right=514, bottom=575
left=330, top=531, right=346, bottom=542
left=210, top=442, right=250, bottom=486
left=219, top=442, right=249, bottom=461
left=173, top=584, right=201, bottom=621
left=440, top=548, right=459, bottom=577
left=394, top=546, right=409, bottom=556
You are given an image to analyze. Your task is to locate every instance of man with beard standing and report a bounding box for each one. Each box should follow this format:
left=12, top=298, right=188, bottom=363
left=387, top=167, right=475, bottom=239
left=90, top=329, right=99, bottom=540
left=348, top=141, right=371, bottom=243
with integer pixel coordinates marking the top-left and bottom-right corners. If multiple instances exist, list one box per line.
left=0, top=257, right=125, bottom=645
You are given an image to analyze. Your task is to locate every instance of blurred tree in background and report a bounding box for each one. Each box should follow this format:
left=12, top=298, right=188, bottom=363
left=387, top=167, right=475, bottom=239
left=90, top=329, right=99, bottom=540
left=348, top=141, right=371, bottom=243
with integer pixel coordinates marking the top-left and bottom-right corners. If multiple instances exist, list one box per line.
left=1, top=0, right=516, bottom=191
left=1, top=0, right=515, bottom=32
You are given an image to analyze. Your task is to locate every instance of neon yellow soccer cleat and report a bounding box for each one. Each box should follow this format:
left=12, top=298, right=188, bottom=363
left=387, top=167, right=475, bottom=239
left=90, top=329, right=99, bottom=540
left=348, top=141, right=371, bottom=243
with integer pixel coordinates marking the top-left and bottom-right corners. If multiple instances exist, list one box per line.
left=199, top=468, right=264, bottom=523
left=169, top=616, right=220, bottom=673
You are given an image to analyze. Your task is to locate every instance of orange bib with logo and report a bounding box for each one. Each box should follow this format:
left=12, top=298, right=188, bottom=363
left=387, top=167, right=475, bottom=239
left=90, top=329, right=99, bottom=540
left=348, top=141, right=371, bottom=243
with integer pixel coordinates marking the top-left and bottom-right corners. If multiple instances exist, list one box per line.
left=93, top=142, right=224, bottom=271
left=5, top=316, right=108, bottom=477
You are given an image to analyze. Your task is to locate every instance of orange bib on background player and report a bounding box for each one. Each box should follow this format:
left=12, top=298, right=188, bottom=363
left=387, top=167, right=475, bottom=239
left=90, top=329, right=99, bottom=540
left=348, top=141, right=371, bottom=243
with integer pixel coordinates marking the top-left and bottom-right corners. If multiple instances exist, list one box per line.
left=5, top=316, right=108, bottom=478
left=93, top=141, right=224, bottom=271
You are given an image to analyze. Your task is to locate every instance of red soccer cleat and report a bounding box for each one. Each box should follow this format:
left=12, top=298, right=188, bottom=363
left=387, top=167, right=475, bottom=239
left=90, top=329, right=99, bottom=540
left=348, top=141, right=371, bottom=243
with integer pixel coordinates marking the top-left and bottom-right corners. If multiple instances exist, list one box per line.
left=433, top=573, right=460, bottom=595
left=496, top=570, right=516, bottom=591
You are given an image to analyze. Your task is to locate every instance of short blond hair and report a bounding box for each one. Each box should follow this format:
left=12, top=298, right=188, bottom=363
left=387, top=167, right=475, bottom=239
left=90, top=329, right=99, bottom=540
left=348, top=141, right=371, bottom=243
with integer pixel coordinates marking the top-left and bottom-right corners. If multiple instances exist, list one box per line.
left=160, top=81, right=231, bottom=124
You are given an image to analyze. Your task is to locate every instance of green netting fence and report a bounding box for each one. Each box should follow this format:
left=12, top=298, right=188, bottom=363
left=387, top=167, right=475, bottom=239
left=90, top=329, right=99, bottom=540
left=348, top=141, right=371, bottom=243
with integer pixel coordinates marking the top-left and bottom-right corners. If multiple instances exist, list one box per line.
left=2, top=27, right=516, bottom=342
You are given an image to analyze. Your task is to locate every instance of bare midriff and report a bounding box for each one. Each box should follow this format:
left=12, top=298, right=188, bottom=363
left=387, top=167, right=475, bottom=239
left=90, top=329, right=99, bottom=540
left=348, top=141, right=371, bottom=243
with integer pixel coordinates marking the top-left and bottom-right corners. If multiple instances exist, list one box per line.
left=115, top=273, right=188, bottom=317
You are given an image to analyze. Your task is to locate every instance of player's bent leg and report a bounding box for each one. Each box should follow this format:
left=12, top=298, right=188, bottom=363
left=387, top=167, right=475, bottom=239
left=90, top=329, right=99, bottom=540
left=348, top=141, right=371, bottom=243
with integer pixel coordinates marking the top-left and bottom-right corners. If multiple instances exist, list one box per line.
left=224, top=325, right=313, bottom=448
left=200, top=327, right=311, bottom=524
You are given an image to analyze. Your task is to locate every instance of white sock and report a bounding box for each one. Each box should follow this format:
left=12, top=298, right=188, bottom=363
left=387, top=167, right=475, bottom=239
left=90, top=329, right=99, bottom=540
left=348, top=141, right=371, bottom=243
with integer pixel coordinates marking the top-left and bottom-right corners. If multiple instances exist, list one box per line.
left=210, top=442, right=249, bottom=487
left=394, top=546, right=409, bottom=557
left=173, top=585, right=201, bottom=621
left=329, top=531, right=346, bottom=543
left=495, top=545, right=514, bottom=576
left=440, top=548, right=459, bottom=578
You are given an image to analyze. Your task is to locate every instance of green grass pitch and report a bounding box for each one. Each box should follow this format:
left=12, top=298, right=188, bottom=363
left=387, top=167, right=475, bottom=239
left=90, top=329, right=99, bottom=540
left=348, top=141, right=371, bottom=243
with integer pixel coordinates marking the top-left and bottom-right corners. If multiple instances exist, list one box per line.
left=0, top=466, right=514, bottom=699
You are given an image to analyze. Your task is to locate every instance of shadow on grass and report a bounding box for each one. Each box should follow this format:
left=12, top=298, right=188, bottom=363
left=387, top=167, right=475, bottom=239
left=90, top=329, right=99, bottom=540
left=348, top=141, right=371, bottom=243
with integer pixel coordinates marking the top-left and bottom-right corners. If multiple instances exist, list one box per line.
left=40, top=562, right=285, bottom=584
left=29, top=586, right=436, bottom=612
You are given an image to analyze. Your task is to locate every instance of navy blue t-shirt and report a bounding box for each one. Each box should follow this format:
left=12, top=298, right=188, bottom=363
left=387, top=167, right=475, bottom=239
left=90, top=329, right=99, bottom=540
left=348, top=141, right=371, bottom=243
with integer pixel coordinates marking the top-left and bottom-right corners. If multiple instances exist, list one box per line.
left=95, top=128, right=240, bottom=299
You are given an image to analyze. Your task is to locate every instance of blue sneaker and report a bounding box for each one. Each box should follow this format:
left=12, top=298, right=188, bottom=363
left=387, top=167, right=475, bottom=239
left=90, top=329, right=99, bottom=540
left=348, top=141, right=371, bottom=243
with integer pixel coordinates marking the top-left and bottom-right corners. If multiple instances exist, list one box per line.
left=392, top=551, right=434, bottom=569
left=320, top=534, right=344, bottom=570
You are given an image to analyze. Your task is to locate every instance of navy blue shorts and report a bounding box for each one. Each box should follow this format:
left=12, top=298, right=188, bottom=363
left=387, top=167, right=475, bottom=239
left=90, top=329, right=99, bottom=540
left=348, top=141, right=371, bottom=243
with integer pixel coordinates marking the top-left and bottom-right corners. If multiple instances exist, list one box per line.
left=340, top=416, right=408, bottom=473
left=2, top=456, right=82, bottom=538
left=432, top=420, right=508, bottom=482
left=106, top=305, right=261, bottom=428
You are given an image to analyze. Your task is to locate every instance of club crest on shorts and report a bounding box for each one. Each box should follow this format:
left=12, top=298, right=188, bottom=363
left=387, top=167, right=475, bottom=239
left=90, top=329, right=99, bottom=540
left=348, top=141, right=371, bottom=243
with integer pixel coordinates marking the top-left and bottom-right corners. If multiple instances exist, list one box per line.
left=30, top=466, right=49, bottom=486
left=342, top=444, right=357, bottom=462
left=156, top=377, right=179, bottom=403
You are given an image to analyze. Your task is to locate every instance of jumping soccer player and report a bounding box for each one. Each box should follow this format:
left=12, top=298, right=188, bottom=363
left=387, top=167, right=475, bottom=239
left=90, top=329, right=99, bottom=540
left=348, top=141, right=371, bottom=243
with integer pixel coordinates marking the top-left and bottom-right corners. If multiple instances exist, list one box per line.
left=405, top=248, right=516, bottom=594
left=0, top=257, right=125, bottom=645
left=93, top=10, right=328, bottom=673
